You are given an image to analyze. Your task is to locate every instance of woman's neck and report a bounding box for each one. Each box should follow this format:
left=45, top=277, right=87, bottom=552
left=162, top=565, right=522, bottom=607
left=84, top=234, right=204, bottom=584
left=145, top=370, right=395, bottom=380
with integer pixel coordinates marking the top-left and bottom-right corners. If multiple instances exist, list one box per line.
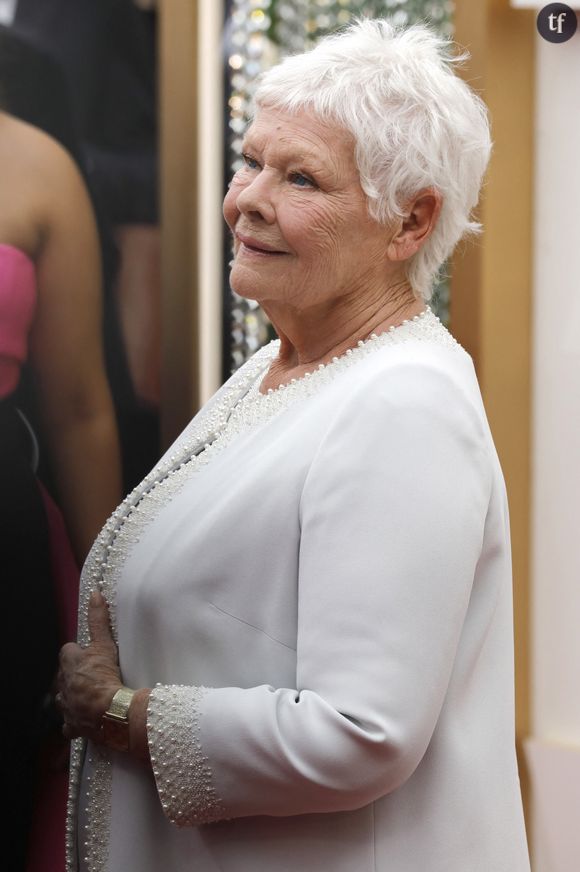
left=260, top=281, right=425, bottom=392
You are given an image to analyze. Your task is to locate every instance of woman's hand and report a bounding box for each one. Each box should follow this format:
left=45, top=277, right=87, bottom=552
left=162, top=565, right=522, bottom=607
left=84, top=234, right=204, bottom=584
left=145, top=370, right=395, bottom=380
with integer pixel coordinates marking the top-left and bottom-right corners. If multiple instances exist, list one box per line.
left=57, top=591, right=122, bottom=742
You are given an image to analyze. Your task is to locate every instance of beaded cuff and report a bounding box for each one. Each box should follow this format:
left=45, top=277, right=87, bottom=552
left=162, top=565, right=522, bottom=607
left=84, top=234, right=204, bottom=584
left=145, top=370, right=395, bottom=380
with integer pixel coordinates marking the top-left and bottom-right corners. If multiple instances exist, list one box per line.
left=147, top=685, right=227, bottom=826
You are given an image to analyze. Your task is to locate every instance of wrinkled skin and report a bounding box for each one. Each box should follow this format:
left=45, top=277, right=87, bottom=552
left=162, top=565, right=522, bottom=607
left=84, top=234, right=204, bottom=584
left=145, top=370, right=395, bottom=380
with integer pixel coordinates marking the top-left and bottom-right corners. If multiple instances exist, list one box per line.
left=223, top=106, right=440, bottom=389
left=57, top=592, right=122, bottom=743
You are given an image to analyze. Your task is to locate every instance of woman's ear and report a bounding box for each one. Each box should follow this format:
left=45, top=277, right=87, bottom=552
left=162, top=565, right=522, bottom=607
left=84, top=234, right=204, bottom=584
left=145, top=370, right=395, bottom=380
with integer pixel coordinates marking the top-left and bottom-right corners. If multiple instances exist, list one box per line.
left=386, top=189, right=442, bottom=262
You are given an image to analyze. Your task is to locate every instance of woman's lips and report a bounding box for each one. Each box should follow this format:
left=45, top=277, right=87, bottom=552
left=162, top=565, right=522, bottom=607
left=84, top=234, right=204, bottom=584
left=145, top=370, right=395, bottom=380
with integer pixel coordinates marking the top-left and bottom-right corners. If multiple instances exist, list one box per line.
left=236, top=233, right=287, bottom=256
left=239, top=242, right=286, bottom=258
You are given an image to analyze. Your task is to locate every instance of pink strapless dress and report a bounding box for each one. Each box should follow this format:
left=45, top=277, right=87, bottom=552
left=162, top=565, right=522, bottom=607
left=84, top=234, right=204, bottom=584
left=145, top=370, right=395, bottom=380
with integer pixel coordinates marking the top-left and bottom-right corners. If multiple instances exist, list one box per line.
left=0, top=243, right=78, bottom=872
left=0, top=243, right=78, bottom=638
left=0, top=243, right=36, bottom=398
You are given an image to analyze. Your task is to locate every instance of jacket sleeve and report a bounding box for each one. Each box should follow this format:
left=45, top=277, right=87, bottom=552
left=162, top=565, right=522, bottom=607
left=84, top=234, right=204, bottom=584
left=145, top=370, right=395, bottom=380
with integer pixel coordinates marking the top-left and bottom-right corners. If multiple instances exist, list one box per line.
left=146, top=362, right=493, bottom=826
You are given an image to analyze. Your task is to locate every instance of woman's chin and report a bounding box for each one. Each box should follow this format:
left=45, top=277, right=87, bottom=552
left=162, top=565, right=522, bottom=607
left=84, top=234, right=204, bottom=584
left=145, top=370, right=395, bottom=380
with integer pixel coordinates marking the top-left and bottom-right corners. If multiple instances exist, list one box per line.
left=229, top=265, right=265, bottom=302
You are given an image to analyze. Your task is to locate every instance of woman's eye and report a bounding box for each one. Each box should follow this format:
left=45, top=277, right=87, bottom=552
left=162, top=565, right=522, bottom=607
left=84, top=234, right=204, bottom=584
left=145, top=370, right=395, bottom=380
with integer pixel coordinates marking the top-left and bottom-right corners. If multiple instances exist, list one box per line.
left=290, top=172, right=315, bottom=188
left=242, top=153, right=260, bottom=170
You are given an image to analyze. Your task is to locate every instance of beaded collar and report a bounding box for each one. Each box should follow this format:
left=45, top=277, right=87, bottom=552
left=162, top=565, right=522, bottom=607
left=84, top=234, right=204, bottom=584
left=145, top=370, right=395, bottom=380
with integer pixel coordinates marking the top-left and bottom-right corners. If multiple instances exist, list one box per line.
left=251, top=306, right=437, bottom=398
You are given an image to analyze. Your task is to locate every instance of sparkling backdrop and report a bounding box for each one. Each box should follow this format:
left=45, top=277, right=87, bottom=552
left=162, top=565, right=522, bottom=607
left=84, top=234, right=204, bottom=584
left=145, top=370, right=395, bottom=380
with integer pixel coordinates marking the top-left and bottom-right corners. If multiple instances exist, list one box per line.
left=224, top=0, right=454, bottom=374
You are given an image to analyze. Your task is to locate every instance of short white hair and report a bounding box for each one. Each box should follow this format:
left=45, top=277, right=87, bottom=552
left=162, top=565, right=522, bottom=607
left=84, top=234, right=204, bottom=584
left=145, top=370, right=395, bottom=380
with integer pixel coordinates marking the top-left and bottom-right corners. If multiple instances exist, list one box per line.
left=253, top=18, right=492, bottom=301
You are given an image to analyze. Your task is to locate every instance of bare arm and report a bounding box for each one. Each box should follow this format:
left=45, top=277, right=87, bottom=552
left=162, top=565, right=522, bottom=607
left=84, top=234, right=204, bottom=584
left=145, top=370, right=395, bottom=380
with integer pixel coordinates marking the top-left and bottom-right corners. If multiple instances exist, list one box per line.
left=29, top=138, right=122, bottom=564
left=113, top=224, right=161, bottom=408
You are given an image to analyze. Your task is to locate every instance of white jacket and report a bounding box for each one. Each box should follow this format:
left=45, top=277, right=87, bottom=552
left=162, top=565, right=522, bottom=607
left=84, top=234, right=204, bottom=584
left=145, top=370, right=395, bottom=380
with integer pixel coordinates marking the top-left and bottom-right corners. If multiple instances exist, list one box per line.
left=68, top=311, right=530, bottom=872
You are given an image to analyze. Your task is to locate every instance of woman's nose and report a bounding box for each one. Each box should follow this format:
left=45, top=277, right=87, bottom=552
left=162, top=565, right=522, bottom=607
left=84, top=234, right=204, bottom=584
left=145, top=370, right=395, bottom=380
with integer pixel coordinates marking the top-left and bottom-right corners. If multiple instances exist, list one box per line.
left=235, top=171, right=276, bottom=223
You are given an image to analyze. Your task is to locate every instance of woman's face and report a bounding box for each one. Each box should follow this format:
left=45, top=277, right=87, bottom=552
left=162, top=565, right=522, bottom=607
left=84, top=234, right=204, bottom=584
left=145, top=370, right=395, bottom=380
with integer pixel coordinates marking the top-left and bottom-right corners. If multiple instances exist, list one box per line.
left=223, top=106, right=396, bottom=314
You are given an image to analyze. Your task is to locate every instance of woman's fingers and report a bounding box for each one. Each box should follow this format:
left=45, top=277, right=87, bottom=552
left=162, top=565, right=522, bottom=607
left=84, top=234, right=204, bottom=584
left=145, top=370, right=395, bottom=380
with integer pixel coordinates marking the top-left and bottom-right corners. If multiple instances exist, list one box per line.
left=55, top=596, right=122, bottom=741
left=87, top=590, right=116, bottom=648
left=59, top=640, right=83, bottom=666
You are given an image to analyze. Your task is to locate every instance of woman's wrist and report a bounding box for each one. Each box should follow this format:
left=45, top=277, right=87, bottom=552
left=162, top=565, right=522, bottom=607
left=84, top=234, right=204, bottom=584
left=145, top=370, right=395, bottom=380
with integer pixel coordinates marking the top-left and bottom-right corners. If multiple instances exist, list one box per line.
left=98, top=685, right=151, bottom=762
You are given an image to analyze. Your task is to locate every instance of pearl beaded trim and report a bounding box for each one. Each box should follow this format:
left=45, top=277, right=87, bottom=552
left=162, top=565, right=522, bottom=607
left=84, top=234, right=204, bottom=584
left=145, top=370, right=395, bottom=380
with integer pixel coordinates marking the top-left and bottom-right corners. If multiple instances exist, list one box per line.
left=255, top=307, right=433, bottom=396
left=65, top=342, right=276, bottom=872
left=147, top=685, right=227, bottom=826
left=66, top=306, right=459, bottom=869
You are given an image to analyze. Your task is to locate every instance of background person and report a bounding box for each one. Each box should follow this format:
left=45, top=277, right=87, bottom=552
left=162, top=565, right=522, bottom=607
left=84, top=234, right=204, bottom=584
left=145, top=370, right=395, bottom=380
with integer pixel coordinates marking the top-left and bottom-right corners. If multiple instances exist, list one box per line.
left=5, top=0, right=160, bottom=491
left=0, top=108, right=121, bottom=869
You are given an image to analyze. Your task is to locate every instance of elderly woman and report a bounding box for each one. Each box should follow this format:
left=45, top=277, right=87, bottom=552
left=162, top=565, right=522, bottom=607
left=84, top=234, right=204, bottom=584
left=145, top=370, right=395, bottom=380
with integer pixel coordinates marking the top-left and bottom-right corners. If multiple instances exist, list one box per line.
left=58, top=19, right=530, bottom=872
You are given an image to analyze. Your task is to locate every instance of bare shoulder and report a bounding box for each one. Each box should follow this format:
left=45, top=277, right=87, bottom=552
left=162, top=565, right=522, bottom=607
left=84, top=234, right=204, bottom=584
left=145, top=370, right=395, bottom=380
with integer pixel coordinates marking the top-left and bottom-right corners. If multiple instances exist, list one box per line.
left=0, top=112, right=78, bottom=181
left=0, top=112, right=90, bottom=254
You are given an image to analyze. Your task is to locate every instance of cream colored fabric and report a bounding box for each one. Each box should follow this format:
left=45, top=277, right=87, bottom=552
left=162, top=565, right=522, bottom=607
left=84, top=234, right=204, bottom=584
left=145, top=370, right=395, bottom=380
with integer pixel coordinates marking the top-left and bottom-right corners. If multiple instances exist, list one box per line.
left=73, top=318, right=530, bottom=871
